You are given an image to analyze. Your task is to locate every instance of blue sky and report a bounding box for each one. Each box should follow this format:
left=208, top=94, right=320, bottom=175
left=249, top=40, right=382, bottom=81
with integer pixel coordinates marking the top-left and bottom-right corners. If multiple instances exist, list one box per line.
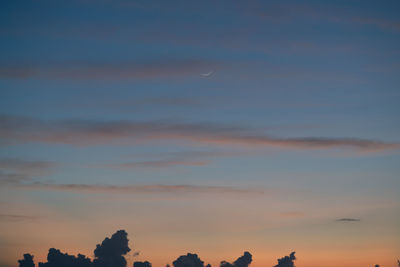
left=0, top=1, right=399, bottom=267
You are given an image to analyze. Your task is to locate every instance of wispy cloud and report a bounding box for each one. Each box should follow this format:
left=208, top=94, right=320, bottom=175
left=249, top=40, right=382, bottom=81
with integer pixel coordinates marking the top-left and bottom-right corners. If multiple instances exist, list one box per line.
left=0, top=171, right=28, bottom=185
left=0, top=59, right=217, bottom=80
left=18, top=182, right=264, bottom=196
left=0, top=158, right=55, bottom=174
left=1, top=114, right=398, bottom=153
left=0, top=158, right=56, bottom=185
left=279, top=211, right=305, bottom=218
left=255, top=3, right=400, bottom=32
left=81, top=97, right=203, bottom=114
left=109, top=150, right=225, bottom=169
left=0, top=157, right=262, bottom=195
left=0, top=214, right=38, bottom=222
left=113, top=159, right=209, bottom=169
left=336, top=218, right=361, bottom=222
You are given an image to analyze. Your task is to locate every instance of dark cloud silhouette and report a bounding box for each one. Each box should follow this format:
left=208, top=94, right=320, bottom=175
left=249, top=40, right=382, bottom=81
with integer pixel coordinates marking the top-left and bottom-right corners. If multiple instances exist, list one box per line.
left=232, top=252, right=252, bottom=267
left=93, top=230, right=131, bottom=267
left=1, top=114, right=397, bottom=153
left=17, top=232, right=395, bottom=267
left=38, top=248, right=91, bottom=267
left=133, top=261, right=151, bottom=267
left=23, top=230, right=131, bottom=267
left=274, top=252, right=296, bottom=267
left=173, top=253, right=204, bottom=267
left=18, top=254, right=35, bottom=267
left=220, top=252, right=252, bottom=267
left=336, top=218, right=361, bottom=222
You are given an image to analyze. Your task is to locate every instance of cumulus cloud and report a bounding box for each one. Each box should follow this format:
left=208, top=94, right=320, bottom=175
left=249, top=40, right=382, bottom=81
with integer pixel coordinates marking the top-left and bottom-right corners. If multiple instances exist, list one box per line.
left=38, top=248, right=92, bottom=267
left=16, top=233, right=393, bottom=267
left=273, top=252, right=296, bottom=267
left=93, top=230, right=131, bottom=267
left=173, top=253, right=205, bottom=267
left=18, top=254, right=35, bottom=267
left=1, top=114, right=398, bottom=153
left=31, top=230, right=130, bottom=267
left=134, top=261, right=151, bottom=267
left=220, top=252, right=252, bottom=267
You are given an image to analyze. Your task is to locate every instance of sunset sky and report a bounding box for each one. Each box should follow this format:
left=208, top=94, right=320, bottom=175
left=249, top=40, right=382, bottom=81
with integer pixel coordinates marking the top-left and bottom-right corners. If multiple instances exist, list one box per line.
left=1, top=1, right=400, bottom=267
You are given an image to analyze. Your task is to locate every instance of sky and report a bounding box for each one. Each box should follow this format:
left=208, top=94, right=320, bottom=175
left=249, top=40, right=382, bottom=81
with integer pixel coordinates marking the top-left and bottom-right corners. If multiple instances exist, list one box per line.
left=0, top=0, right=400, bottom=266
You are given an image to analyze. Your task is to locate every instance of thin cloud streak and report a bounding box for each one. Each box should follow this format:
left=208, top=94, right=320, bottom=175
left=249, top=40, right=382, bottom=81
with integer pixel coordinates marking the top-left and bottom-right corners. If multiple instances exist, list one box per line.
left=0, top=214, right=38, bottom=222
left=114, top=159, right=209, bottom=169
left=255, top=3, right=400, bottom=32
left=0, top=171, right=28, bottom=184
left=279, top=211, right=305, bottom=218
left=336, top=218, right=361, bottom=222
left=0, top=158, right=55, bottom=174
left=18, top=183, right=264, bottom=196
left=1, top=114, right=398, bottom=153
left=0, top=59, right=217, bottom=80
left=0, top=158, right=56, bottom=185
left=108, top=150, right=238, bottom=169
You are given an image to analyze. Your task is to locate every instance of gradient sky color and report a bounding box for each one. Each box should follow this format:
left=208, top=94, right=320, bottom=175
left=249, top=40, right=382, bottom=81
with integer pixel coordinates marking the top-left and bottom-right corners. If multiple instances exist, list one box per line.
left=1, top=1, right=400, bottom=267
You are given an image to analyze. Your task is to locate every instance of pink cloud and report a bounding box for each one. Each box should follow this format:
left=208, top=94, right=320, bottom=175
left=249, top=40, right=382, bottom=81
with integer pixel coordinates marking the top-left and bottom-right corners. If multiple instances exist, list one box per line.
left=1, top=115, right=398, bottom=153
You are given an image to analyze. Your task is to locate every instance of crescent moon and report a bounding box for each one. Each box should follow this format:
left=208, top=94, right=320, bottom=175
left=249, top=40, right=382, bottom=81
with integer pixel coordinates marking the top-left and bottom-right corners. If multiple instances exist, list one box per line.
left=201, top=71, right=213, bottom=77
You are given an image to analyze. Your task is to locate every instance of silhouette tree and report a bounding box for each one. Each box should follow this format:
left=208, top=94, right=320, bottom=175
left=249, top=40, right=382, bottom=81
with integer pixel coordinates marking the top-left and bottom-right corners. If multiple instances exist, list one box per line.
left=273, top=252, right=296, bottom=267
left=173, top=253, right=204, bottom=267
left=18, top=254, right=35, bottom=267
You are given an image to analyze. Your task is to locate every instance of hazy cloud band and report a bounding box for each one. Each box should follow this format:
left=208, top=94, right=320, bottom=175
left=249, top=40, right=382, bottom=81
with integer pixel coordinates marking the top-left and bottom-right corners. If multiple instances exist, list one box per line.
left=18, top=182, right=264, bottom=195
left=1, top=114, right=398, bottom=152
